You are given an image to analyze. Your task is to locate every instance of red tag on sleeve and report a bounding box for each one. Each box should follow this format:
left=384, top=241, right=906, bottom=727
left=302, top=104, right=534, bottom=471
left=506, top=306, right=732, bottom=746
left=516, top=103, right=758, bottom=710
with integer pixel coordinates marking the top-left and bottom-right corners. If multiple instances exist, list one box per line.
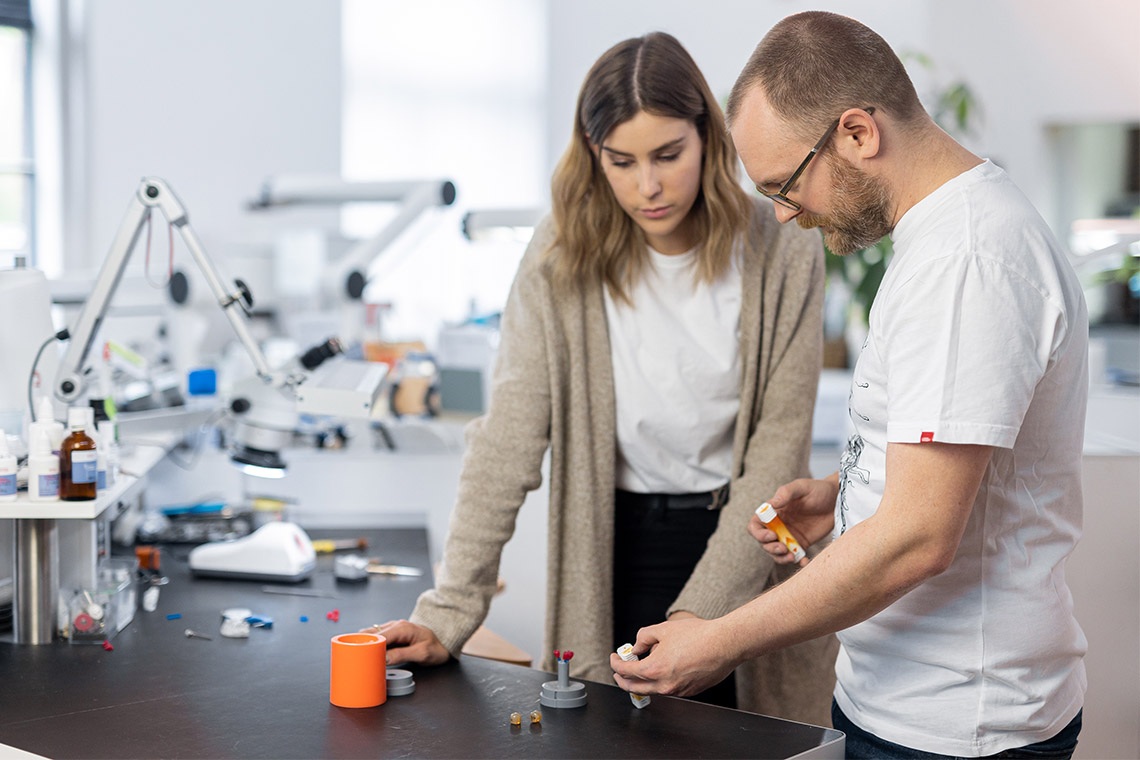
left=920, top=431, right=934, bottom=443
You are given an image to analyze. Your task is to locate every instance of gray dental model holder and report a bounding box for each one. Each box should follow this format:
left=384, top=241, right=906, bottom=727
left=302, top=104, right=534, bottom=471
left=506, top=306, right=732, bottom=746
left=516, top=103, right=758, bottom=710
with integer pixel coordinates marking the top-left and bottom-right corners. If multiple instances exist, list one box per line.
left=539, top=650, right=587, bottom=708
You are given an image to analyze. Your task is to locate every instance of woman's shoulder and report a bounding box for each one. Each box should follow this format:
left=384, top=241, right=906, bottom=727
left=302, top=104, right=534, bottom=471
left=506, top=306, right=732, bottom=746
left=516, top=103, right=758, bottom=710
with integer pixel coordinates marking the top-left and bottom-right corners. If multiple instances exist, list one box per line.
left=513, top=213, right=560, bottom=280
left=519, top=212, right=560, bottom=259
left=743, top=196, right=822, bottom=260
left=738, top=197, right=824, bottom=295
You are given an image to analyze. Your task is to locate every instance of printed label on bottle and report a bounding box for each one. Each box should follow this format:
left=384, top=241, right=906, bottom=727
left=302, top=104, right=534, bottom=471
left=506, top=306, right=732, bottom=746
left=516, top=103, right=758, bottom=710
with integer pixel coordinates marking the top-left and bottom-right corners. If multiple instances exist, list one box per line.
left=37, top=472, right=60, bottom=497
left=97, top=470, right=106, bottom=490
left=0, top=473, right=15, bottom=496
left=71, top=450, right=97, bottom=484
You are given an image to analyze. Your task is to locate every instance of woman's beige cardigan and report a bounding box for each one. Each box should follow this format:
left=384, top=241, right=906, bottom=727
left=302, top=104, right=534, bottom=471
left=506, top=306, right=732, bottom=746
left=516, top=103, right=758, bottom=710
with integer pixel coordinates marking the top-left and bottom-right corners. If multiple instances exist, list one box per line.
left=410, top=198, right=839, bottom=725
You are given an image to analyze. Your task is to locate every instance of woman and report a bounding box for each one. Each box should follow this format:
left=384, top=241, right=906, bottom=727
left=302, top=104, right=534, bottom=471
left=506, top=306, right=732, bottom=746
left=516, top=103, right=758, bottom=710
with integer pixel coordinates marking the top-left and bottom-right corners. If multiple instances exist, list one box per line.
left=369, top=32, right=837, bottom=723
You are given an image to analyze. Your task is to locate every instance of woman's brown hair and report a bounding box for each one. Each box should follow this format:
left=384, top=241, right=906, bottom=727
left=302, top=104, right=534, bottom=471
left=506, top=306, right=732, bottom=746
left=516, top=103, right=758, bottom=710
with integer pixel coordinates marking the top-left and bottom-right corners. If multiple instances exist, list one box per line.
left=548, top=32, right=752, bottom=302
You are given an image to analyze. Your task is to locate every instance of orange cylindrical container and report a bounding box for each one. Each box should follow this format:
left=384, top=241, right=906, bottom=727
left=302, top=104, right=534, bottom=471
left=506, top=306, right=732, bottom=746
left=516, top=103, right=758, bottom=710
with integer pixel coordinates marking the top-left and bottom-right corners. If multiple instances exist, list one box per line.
left=330, top=633, right=387, bottom=708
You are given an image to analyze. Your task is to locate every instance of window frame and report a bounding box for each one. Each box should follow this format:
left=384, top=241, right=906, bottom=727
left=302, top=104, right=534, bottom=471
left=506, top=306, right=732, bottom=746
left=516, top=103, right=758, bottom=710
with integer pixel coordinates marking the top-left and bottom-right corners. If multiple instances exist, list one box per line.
left=0, top=21, right=35, bottom=267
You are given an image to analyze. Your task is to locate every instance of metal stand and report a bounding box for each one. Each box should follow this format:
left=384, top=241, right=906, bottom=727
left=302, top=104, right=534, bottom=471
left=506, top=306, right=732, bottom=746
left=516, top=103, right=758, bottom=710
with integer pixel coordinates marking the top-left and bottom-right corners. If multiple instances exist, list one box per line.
left=15, top=519, right=58, bottom=644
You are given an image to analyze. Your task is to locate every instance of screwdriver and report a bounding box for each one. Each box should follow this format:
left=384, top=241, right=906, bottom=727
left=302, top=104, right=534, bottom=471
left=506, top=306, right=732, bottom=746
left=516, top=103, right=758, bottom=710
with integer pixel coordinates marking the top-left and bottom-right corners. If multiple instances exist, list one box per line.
left=310, top=537, right=369, bottom=554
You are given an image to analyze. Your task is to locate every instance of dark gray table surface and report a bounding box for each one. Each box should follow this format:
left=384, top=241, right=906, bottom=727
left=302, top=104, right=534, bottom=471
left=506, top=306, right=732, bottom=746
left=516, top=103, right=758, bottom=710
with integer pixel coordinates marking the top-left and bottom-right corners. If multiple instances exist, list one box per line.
left=0, top=527, right=843, bottom=759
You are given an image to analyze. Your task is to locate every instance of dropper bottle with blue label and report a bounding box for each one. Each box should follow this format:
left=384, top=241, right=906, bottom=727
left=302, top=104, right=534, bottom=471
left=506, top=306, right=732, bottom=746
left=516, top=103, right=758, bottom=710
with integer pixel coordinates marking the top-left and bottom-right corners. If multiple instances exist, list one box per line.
left=60, top=407, right=97, bottom=501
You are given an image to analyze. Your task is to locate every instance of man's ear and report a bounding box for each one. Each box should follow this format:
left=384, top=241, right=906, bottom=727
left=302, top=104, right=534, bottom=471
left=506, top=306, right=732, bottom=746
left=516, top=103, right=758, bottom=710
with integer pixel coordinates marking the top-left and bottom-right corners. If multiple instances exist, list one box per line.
left=837, top=107, right=880, bottom=160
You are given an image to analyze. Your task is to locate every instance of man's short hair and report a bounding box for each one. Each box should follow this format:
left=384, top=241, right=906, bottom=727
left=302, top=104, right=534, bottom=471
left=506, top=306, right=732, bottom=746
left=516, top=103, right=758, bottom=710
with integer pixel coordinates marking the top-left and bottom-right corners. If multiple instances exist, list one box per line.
left=727, top=11, right=924, bottom=135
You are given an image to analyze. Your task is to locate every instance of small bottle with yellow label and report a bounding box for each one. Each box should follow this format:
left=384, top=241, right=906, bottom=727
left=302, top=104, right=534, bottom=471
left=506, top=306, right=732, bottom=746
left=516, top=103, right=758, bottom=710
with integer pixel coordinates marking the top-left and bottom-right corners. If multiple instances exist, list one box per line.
left=755, top=502, right=807, bottom=562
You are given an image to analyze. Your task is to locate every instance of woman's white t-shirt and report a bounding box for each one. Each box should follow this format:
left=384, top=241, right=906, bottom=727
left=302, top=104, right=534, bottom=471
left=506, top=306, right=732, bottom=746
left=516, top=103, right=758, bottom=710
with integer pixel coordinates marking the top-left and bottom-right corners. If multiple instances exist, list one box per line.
left=603, top=244, right=742, bottom=494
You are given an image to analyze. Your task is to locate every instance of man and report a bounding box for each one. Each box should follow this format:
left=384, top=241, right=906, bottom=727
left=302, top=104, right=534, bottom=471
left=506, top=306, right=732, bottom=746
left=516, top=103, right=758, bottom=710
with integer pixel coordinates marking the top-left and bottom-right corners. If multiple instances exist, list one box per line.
left=610, top=11, right=1088, bottom=758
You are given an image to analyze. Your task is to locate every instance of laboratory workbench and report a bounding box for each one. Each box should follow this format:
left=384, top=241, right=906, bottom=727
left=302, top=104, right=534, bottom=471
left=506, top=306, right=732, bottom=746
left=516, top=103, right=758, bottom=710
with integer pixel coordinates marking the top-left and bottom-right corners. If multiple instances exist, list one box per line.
left=0, top=528, right=843, bottom=759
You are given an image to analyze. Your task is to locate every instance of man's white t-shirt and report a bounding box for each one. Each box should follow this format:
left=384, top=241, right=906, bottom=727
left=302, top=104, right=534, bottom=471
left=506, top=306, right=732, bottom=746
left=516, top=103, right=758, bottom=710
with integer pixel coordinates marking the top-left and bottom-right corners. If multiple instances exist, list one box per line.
left=833, top=160, right=1088, bottom=756
left=603, top=245, right=742, bottom=493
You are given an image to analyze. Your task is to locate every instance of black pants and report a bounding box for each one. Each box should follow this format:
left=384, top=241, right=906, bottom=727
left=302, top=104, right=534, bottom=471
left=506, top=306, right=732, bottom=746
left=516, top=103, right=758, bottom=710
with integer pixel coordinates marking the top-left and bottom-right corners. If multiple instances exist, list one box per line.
left=612, top=489, right=737, bottom=709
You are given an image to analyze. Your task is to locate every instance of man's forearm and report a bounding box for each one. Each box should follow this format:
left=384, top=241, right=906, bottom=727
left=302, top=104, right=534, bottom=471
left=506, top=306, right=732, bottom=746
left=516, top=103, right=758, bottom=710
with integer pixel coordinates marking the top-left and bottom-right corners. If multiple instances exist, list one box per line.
left=714, top=508, right=945, bottom=664
left=717, top=442, right=990, bottom=663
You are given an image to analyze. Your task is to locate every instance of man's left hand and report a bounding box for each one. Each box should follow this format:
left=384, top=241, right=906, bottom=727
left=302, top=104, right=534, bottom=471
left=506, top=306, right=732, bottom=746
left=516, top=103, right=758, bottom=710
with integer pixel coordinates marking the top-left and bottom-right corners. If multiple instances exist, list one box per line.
left=609, top=617, right=739, bottom=697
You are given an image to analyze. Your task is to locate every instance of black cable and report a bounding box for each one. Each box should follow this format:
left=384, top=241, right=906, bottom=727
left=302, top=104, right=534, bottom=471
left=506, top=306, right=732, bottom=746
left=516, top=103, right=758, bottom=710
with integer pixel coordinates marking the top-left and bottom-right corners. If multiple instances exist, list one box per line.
left=27, top=328, right=70, bottom=422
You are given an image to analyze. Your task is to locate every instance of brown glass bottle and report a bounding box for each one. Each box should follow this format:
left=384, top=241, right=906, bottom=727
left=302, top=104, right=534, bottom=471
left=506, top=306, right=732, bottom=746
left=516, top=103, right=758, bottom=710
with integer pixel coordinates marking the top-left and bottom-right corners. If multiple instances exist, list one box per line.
left=60, top=407, right=97, bottom=501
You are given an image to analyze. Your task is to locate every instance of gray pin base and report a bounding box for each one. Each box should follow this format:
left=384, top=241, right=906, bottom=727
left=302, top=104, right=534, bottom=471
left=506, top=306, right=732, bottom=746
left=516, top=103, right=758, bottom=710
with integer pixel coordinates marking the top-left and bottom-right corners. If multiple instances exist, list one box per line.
left=386, top=668, right=415, bottom=697
left=539, top=679, right=587, bottom=708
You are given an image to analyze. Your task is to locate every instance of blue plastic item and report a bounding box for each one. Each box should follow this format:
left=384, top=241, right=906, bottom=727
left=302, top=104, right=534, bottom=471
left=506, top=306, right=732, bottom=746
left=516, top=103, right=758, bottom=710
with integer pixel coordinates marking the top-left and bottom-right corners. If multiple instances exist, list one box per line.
left=187, top=368, right=217, bottom=396
left=247, top=615, right=274, bottom=629
left=161, top=501, right=226, bottom=517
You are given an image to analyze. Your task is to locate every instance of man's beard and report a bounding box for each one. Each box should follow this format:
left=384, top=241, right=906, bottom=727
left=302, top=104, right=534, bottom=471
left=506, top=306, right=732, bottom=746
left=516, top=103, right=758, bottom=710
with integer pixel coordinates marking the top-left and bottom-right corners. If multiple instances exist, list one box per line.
left=797, top=153, right=893, bottom=256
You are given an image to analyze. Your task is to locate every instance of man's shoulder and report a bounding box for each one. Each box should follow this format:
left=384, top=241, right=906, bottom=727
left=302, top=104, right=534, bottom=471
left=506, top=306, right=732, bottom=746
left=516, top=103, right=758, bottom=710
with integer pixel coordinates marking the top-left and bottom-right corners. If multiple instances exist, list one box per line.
left=899, top=170, right=1064, bottom=279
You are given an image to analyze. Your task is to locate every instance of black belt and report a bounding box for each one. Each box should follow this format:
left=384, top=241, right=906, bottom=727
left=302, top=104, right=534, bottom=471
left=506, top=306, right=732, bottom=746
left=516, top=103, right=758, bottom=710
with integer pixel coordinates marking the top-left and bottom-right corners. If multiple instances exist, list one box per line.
left=615, top=484, right=730, bottom=511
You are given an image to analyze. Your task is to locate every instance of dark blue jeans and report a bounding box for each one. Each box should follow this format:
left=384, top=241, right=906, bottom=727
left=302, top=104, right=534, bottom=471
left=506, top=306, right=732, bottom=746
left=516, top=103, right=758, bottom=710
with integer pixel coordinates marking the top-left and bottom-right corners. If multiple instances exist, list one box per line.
left=832, top=700, right=1082, bottom=759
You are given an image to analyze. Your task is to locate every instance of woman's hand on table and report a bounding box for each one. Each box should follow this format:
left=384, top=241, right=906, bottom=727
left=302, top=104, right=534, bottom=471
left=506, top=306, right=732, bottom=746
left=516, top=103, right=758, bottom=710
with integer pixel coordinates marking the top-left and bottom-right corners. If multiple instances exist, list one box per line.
left=361, top=620, right=451, bottom=666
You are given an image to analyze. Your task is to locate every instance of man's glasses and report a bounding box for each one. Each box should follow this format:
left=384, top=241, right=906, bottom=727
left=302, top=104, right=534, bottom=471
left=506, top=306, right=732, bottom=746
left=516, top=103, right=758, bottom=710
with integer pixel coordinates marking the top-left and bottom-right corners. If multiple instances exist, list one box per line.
left=756, top=107, right=875, bottom=212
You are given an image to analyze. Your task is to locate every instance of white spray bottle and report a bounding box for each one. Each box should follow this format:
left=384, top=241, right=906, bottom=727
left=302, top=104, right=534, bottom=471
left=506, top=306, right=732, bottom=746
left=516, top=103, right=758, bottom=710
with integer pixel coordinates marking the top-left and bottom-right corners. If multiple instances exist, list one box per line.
left=32, top=396, right=64, bottom=455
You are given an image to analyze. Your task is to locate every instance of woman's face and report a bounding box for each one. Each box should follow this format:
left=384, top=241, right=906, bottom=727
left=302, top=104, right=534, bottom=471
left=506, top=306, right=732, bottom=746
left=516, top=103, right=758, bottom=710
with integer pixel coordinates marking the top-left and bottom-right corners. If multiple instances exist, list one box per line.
left=595, top=111, right=704, bottom=255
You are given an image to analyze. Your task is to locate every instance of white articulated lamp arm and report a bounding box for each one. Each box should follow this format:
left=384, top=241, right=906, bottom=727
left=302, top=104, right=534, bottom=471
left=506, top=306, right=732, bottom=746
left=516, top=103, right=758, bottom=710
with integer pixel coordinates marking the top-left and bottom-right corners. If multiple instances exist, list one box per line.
left=247, top=175, right=456, bottom=301
left=330, top=180, right=456, bottom=300
left=55, top=177, right=277, bottom=404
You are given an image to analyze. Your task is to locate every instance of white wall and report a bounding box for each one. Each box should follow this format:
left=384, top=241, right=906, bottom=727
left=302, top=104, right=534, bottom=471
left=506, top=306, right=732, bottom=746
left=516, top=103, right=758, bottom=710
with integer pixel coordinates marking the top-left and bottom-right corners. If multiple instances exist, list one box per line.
left=926, top=0, right=1140, bottom=235
left=1068, top=454, right=1140, bottom=760
left=76, top=0, right=342, bottom=281
left=339, top=0, right=547, bottom=343
left=67, top=0, right=1140, bottom=290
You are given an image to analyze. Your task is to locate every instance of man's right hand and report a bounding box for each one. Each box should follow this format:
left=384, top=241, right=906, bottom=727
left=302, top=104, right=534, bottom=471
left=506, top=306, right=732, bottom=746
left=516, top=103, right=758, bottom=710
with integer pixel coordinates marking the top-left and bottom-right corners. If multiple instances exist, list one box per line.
left=748, top=475, right=839, bottom=566
left=361, top=620, right=451, bottom=666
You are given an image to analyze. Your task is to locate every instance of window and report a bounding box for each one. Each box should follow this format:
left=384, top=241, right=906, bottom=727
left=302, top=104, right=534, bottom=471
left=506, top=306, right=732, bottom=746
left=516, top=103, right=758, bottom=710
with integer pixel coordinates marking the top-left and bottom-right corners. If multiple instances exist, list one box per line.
left=341, top=0, right=547, bottom=344
left=0, top=0, right=33, bottom=267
